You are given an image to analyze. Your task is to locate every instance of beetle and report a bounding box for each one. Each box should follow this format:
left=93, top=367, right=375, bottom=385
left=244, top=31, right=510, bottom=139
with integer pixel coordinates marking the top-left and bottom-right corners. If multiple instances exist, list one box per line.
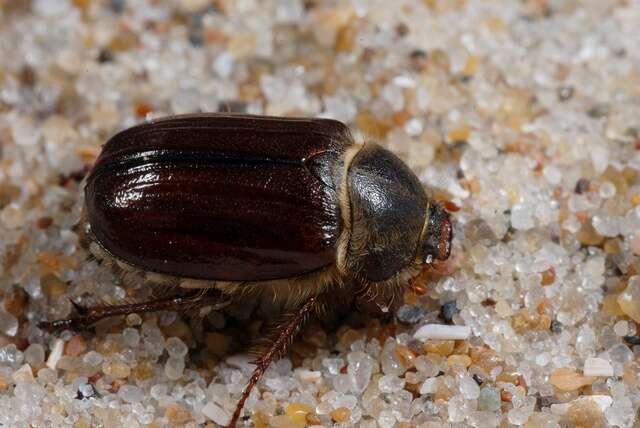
left=40, top=113, right=452, bottom=427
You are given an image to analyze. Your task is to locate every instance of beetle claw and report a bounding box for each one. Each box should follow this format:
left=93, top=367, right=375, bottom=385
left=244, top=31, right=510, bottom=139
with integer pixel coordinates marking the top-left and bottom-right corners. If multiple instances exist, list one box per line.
left=69, top=299, right=88, bottom=315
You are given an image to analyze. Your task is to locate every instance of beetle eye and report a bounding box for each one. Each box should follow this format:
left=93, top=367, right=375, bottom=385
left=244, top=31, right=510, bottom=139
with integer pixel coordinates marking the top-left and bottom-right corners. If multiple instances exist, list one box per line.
left=437, top=217, right=452, bottom=261
left=422, top=203, right=452, bottom=263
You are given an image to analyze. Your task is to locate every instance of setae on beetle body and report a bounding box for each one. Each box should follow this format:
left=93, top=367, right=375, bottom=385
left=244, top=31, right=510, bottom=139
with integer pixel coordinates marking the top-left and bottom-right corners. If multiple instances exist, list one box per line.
left=42, top=114, right=452, bottom=427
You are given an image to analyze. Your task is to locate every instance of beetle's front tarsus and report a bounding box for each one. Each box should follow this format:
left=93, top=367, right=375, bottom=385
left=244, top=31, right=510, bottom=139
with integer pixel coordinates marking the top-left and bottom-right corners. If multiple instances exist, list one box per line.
left=40, top=292, right=231, bottom=333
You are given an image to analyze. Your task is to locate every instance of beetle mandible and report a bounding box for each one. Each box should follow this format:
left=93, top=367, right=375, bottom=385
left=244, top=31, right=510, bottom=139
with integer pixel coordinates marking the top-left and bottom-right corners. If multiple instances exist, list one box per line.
left=41, top=114, right=452, bottom=427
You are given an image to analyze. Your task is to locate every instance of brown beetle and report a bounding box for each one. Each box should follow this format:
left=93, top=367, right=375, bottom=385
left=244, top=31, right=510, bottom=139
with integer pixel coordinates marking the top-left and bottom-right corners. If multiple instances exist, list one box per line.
left=41, top=114, right=452, bottom=427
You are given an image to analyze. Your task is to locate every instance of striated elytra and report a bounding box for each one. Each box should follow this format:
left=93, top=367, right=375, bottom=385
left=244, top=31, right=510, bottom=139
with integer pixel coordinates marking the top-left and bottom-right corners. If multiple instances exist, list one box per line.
left=84, top=113, right=451, bottom=284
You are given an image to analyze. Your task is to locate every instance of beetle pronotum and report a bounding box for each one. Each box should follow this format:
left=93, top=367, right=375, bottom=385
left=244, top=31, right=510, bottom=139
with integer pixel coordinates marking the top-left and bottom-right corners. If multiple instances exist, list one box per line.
left=41, top=114, right=452, bottom=427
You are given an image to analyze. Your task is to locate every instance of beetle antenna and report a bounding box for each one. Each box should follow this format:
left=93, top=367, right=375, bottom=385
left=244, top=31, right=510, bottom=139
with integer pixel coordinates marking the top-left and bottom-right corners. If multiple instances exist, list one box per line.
left=69, top=299, right=88, bottom=316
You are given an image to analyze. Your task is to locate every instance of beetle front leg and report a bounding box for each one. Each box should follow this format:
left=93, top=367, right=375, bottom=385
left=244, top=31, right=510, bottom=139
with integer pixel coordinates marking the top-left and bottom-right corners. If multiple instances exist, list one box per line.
left=227, top=295, right=320, bottom=428
left=39, top=291, right=231, bottom=333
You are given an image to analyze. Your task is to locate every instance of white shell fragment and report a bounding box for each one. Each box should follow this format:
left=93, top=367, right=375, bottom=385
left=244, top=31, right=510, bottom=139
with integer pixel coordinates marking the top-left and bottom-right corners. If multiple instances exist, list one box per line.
left=583, top=357, right=614, bottom=377
left=46, top=339, right=65, bottom=370
left=413, top=324, right=472, bottom=341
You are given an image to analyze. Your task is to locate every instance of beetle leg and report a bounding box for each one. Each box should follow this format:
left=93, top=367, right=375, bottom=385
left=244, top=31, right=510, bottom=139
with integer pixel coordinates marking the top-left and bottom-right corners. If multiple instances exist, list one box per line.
left=227, top=295, right=319, bottom=428
left=39, top=292, right=231, bottom=333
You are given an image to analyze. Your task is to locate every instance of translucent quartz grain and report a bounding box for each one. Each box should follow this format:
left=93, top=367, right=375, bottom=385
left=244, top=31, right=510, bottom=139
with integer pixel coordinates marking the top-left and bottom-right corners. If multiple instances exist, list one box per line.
left=65, top=335, right=87, bottom=357
left=164, top=357, right=185, bottom=380
left=12, top=364, right=34, bottom=383
left=617, top=276, right=640, bottom=323
left=377, top=409, right=396, bottom=428
left=507, top=398, right=536, bottom=425
left=583, top=357, right=614, bottom=377
left=165, top=337, right=188, bottom=359
left=478, top=386, right=501, bottom=411
left=605, top=395, right=635, bottom=427
left=270, top=414, right=305, bottom=428
left=549, top=368, right=596, bottom=391
left=285, top=402, right=313, bottom=423
left=125, top=313, right=142, bottom=326
left=550, top=395, right=613, bottom=415
left=599, top=181, right=616, bottom=198
left=82, top=351, right=103, bottom=366
left=420, top=377, right=438, bottom=394
left=415, top=356, right=439, bottom=378
left=608, top=344, right=634, bottom=368
left=202, top=401, right=231, bottom=426
left=0, top=310, right=18, bottom=337
left=459, top=375, right=480, bottom=399
left=24, top=344, right=45, bottom=367
left=378, top=374, right=405, bottom=393
left=120, top=329, right=140, bottom=351
left=102, top=361, right=130, bottom=379
left=613, top=320, right=629, bottom=336
left=330, top=406, right=351, bottom=423
left=165, top=403, right=193, bottom=425
left=118, top=385, right=144, bottom=403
